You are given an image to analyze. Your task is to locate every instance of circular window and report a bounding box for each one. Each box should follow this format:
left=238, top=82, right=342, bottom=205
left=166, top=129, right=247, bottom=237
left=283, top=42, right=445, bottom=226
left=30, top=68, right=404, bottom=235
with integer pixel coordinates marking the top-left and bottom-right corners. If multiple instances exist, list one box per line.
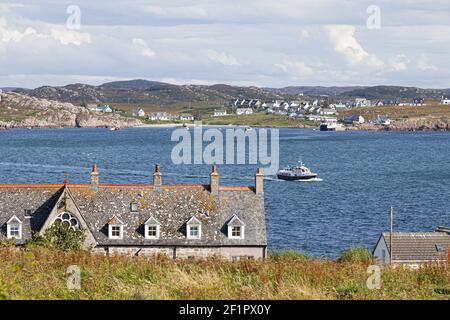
left=54, top=212, right=79, bottom=229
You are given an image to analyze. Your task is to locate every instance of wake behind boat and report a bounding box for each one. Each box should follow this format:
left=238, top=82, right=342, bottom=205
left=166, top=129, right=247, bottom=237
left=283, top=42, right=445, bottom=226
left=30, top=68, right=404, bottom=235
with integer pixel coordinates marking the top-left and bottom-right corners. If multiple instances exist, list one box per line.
left=277, top=161, right=318, bottom=181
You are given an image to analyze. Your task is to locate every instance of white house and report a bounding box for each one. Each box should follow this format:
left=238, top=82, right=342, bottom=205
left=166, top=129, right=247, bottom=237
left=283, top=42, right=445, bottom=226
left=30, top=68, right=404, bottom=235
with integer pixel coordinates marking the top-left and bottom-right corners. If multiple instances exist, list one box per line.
left=343, top=115, right=365, bottom=125
left=179, top=114, right=194, bottom=121
left=132, top=108, right=146, bottom=117
left=373, top=229, right=450, bottom=267
left=441, top=97, right=450, bottom=105
left=213, top=109, right=227, bottom=117
left=320, top=108, right=337, bottom=116
left=149, top=112, right=170, bottom=121
left=236, top=108, right=253, bottom=115
left=90, top=105, right=113, bottom=113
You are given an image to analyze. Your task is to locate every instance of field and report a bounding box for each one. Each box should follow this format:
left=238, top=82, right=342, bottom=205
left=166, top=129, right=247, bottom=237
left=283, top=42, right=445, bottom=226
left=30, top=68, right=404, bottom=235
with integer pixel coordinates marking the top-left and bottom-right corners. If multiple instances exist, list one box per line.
left=203, top=113, right=316, bottom=128
left=0, top=247, right=449, bottom=300
left=339, top=103, right=450, bottom=121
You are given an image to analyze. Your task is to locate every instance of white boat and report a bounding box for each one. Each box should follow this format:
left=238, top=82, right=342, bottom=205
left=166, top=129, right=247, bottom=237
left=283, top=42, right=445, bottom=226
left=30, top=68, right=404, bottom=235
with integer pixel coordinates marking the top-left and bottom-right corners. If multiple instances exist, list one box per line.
left=277, top=161, right=318, bottom=181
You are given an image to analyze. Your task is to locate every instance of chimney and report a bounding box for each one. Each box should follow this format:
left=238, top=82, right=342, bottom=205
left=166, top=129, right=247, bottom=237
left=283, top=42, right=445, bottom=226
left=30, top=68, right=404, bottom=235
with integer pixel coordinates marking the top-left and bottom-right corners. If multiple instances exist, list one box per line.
left=90, top=164, right=99, bottom=189
left=210, top=165, right=219, bottom=195
left=153, top=164, right=162, bottom=188
left=255, top=168, right=264, bottom=194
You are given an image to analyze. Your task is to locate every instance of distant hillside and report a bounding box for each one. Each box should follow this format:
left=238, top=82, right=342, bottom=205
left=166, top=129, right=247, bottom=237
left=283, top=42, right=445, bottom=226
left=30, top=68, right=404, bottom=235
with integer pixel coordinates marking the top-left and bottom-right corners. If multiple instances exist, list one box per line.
left=12, top=80, right=450, bottom=108
left=266, top=86, right=367, bottom=97
left=341, top=86, right=445, bottom=100
left=14, top=80, right=288, bottom=107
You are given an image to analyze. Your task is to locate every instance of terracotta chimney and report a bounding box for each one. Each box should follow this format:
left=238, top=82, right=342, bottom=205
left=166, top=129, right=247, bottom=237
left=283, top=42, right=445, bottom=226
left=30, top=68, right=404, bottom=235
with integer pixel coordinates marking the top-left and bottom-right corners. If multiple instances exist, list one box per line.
left=90, top=164, right=99, bottom=189
left=153, top=164, right=162, bottom=187
left=255, top=168, right=264, bottom=194
left=210, top=165, right=219, bottom=195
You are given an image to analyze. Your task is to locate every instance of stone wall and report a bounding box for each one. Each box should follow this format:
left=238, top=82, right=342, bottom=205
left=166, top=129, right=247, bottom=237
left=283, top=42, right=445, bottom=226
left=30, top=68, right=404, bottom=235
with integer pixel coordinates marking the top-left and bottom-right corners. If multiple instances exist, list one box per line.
left=96, top=246, right=266, bottom=260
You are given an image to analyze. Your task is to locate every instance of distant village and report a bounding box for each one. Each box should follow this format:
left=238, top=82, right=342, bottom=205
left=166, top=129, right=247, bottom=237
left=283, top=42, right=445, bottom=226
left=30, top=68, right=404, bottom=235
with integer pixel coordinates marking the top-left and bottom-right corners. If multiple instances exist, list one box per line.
left=86, top=94, right=450, bottom=126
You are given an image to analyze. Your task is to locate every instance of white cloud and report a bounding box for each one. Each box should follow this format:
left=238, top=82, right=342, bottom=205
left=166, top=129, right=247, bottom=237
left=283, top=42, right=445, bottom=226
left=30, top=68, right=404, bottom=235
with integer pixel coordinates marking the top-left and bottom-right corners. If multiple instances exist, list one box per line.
left=0, top=18, right=37, bottom=42
left=275, top=61, right=313, bottom=77
left=417, top=55, right=437, bottom=71
left=205, top=50, right=239, bottom=66
left=50, top=27, right=91, bottom=46
left=325, top=25, right=384, bottom=69
left=132, top=38, right=156, bottom=58
left=390, top=54, right=411, bottom=72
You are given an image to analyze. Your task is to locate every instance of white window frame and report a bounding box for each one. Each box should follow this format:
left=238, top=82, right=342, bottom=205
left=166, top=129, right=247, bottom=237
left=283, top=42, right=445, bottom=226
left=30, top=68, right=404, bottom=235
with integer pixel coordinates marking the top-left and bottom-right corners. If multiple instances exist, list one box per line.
left=145, top=224, right=160, bottom=239
left=187, top=224, right=201, bottom=239
left=228, top=225, right=245, bottom=239
left=7, top=223, right=22, bottom=240
left=109, top=224, right=123, bottom=239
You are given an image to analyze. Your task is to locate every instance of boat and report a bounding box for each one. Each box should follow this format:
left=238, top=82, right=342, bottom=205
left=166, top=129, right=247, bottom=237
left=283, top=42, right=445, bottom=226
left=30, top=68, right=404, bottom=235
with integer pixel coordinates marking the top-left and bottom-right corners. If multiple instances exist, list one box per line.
left=277, top=161, right=318, bottom=181
left=109, top=127, right=120, bottom=131
left=319, top=122, right=336, bottom=131
left=245, top=126, right=252, bottom=132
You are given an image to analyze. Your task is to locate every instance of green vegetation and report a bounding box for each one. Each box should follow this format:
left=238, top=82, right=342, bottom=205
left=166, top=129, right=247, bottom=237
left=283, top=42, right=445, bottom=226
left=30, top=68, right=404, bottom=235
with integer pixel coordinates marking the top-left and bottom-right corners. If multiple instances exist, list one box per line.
left=338, top=247, right=373, bottom=263
left=0, top=247, right=448, bottom=300
left=26, top=224, right=86, bottom=251
left=203, top=113, right=316, bottom=128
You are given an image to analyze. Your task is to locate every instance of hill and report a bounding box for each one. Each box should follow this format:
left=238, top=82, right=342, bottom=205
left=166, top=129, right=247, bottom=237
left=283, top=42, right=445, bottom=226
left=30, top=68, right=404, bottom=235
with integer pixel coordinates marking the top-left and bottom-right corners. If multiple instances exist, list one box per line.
left=0, top=92, right=142, bottom=128
left=14, top=80, right=288, bottom=107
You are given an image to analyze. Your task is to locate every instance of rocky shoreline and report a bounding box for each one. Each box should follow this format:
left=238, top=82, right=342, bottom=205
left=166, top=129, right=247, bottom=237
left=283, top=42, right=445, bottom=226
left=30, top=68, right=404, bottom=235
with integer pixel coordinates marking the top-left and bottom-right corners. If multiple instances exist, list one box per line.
left=348, top=118, right=450, bottom=132
left=0, top=92, right=142, bottom=129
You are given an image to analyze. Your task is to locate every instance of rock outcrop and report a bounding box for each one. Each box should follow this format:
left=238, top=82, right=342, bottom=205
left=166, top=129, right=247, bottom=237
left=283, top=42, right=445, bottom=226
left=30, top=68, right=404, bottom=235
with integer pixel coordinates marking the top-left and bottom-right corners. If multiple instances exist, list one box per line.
left=0, top=92, right=142, bottom=129
left=351, top=117, right=450, bottom=132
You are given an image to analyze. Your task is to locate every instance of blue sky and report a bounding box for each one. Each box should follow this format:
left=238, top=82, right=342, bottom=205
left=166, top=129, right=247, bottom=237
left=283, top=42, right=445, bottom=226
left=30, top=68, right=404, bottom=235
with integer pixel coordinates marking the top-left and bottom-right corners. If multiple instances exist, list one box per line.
left=1, top=0, right=450, bottom=88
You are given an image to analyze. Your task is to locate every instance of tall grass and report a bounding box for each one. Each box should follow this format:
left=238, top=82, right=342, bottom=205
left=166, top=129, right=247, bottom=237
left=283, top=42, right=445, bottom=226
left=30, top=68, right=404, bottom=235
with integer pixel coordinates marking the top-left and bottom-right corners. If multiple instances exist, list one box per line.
left=0, top=247, right=448, bottom=300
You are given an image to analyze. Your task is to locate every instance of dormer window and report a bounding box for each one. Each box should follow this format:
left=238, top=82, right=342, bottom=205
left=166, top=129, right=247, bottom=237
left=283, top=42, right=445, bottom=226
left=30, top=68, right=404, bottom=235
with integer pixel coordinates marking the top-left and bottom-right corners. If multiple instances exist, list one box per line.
left=108, top=215, right=124, bottom=239
left=227, top=214, right=245, bottom=239
left=186, top=216, right=202, bottom=239
left=130, top=203, right=138, bottom=212
left=110, top=225, right=123, bottom=239
left=144, top=216, right=160, bottom=239
left=7, top=216, right=22, bottom=240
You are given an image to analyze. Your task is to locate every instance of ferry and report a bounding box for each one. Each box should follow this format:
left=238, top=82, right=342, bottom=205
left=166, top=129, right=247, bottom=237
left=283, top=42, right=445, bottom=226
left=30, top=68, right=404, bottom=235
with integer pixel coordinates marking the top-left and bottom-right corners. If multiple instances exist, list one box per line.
left=319, top=122, right=337, bottom=131
left=277, top=161, right=318, bottom=181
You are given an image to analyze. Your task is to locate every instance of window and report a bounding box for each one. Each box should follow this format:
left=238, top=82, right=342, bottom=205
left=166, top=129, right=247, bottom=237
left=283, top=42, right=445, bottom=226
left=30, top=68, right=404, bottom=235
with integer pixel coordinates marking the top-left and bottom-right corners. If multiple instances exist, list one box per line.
left=231, top=226, right=241, bottom=238
left=188, top=225, right=201, bottom=239
left=7, top=216, right=22, bottom=240
left=145, top=225, right=159, bottom=239
left=7, top=224, right=22, bottom=239
left=130, top=203, right=138, bottom=212
left=109, top=225, right=123, bottom=239
left=54, top=212, right=79, bottom=229
left=186, top=216, right=201, bottom=239
left=227, top=215, right=245, bottom=239
left=381, top=249, right=386, bottom=262
left=24, top=209, right=33, bottom=217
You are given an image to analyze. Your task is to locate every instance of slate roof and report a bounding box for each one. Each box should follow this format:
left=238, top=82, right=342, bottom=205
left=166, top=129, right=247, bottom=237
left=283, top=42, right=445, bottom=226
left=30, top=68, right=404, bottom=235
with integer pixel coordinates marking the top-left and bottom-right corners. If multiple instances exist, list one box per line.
left=382, top=232, right=450, bottom=262
left=0, top=183, right=266, bottom=247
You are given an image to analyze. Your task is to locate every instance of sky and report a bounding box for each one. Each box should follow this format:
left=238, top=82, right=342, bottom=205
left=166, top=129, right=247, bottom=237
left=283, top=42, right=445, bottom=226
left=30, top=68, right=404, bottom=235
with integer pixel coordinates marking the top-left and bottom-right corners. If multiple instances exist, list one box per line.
left=1, top=0, right=450, bottom=89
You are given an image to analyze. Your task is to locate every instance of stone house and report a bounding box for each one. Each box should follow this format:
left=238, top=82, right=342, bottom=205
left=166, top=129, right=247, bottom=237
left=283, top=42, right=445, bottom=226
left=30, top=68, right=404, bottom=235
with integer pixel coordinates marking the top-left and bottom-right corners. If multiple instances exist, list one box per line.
left=0, top=165, right=267, bottom=260
left=373, top=228, right=450, bottom=268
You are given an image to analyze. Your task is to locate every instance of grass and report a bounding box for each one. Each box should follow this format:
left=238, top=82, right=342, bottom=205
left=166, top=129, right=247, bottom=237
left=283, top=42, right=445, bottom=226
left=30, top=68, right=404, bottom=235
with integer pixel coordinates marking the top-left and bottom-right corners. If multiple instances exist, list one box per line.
left=0, top=247, right=448, bottom=300
left=203, top=113, right=316, bottom=128
left=340, top=103, right=450, bottom=122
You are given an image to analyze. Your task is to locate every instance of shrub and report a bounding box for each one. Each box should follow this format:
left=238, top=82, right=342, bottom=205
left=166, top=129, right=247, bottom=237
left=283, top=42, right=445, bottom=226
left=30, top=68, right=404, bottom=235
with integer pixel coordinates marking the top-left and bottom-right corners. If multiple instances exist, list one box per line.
left=269, top=249, right=307, bottom=261
left=338, top=247, right=373, bottom=263
left=26, top=223, right=86, bottom=251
